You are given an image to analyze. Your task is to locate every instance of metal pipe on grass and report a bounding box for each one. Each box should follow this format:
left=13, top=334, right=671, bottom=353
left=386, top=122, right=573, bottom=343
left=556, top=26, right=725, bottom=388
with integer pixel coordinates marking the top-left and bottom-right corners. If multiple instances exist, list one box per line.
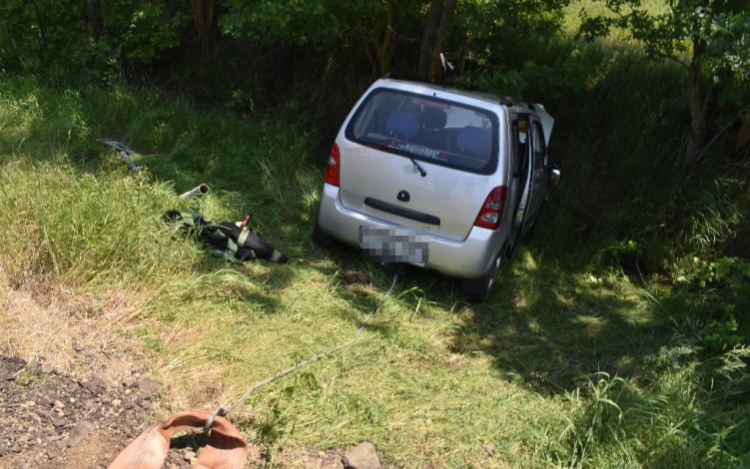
left=178, top=184, right=211, bottom=198
left=97, top=139, right=139, bottom=171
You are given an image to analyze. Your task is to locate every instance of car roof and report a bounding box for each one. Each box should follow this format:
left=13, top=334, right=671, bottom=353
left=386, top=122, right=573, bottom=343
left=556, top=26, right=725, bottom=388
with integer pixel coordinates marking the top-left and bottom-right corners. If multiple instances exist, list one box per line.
left=378, top=77, right=513, bottom=108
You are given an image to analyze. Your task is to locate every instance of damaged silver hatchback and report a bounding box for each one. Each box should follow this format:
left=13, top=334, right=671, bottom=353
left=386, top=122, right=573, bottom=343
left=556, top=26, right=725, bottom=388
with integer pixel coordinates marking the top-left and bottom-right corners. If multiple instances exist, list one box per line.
left=313, top=76, right=558, bottom=302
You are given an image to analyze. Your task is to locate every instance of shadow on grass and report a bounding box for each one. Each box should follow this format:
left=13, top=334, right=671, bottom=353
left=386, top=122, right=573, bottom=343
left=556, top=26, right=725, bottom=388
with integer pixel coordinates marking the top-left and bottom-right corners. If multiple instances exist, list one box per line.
left=441, top=244, right=682, bottom=396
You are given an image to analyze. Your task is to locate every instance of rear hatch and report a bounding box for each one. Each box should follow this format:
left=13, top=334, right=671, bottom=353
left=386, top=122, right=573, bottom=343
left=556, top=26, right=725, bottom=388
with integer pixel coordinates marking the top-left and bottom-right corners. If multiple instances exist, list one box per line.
left=338, top=86, right=503, bottom=241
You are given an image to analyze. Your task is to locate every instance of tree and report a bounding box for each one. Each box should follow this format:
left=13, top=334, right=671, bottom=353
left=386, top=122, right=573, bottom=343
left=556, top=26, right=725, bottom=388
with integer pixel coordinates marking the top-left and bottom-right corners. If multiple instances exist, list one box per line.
left=219, top=0, right=426, bottom=77
left=417, top=0, right=457, bottom=81
left=219, top=0, right=341, bottom=46
left=191, top=0, right=217, bottom=53
left=0, top=0, right=194, bottom=84
left=0, top=0, right=91, bottom=80
left=580, top=0, right=750, bottom=165
left=331, top=0, right=423, bottom=77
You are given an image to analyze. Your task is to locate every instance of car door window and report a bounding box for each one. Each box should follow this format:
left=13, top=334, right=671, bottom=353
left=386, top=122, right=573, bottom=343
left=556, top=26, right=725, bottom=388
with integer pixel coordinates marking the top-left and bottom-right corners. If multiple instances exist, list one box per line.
left=515, top=119, right=529, bottom=176
left=532, top=121, right=545, bottom=170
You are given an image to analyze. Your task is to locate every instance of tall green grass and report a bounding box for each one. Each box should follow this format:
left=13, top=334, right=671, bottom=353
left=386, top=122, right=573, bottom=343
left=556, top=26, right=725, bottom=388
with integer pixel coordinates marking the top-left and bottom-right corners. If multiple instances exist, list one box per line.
left=0, top=161, right=192, bottom=288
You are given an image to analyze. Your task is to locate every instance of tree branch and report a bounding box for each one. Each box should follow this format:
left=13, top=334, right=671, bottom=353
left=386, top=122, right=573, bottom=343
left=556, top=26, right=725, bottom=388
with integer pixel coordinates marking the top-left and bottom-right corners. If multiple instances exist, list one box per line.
left=694, top=102, right=750, bottom=164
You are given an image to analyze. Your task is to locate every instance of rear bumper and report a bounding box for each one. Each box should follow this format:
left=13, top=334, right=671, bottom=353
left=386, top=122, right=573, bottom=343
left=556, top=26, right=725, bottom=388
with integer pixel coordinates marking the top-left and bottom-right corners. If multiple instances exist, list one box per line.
left=318, top=183, right=503, bottom=278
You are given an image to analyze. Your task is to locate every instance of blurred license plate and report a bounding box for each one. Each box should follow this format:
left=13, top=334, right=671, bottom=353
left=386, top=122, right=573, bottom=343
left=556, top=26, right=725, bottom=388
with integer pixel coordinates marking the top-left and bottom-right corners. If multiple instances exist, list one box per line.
left=359, top=226, right=429, bottom=264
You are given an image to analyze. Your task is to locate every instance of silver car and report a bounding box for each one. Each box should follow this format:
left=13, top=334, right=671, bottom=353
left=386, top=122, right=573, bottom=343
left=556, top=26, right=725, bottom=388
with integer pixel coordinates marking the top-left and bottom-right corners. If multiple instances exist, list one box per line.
left=313, top=76, right=557, bottom=302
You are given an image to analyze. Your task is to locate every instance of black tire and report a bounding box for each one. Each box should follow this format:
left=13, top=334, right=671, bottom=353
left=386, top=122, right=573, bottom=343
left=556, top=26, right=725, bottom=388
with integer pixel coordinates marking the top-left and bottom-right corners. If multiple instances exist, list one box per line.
left=462, top=253, right=502, bottom=303
left=311, top=215, right=341, bottom=248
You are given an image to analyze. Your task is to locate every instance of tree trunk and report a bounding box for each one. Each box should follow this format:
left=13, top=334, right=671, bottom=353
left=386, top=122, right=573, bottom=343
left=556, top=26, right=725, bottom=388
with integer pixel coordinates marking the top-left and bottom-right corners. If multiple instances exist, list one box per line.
left=738, top=121, right=750, bottom=153
left=88, top=0, right=103, bottom=40
left=418, top=0, right=444, bottom=80
left=376, top=0, right=395, bottom=76
left=428, top=0, right=456, bottom=83
left=683, top=62, right=705, bottom=164
left=192, top=0, right=216, bottom=54
left=682, top=37, right=713, bottom=166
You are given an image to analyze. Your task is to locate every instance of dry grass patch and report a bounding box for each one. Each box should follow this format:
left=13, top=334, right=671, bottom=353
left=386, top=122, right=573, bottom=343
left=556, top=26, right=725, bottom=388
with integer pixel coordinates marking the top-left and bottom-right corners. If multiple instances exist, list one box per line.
left=0, top=274, right=147, bottom=385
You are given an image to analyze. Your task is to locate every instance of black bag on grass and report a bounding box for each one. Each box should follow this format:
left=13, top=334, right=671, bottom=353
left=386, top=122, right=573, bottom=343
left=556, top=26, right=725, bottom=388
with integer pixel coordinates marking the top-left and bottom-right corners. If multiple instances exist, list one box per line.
left=163, top=210, right=289, bottom=263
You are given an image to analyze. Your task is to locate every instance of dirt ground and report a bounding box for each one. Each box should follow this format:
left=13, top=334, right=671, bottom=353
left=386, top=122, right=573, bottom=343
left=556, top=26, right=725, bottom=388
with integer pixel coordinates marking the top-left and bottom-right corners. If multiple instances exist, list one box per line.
left=1, top=349, right=162, bottom=468
left=0, top=282, right=352, bottom=469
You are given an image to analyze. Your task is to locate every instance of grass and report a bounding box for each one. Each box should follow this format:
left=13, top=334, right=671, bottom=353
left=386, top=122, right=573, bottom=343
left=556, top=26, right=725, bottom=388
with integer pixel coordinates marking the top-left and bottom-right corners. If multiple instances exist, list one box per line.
left=1, top=65, right=748, bottom=469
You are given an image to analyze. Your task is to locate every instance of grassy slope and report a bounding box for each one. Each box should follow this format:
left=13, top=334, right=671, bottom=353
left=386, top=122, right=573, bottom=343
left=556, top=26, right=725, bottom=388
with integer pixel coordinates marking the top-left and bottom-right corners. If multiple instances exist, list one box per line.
left=1, top=67, right=747, bottom=469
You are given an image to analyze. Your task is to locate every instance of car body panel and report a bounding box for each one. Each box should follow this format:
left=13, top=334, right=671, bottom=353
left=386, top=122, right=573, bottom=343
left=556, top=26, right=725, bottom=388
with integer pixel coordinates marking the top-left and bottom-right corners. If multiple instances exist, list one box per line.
left=319, top=182, right=504, bottom=278
left=338, top=142, right=502, bottom=241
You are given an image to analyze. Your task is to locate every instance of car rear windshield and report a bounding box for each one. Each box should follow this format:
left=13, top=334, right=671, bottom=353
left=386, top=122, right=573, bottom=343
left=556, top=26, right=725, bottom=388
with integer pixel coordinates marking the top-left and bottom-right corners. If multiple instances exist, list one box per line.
left=345, top=88, right=499, bottom=175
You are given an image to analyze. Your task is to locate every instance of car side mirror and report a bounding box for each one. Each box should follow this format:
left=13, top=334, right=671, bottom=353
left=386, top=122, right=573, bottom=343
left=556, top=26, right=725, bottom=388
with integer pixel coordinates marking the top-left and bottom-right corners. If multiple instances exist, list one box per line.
left=549, top=163, right=561, bottom=188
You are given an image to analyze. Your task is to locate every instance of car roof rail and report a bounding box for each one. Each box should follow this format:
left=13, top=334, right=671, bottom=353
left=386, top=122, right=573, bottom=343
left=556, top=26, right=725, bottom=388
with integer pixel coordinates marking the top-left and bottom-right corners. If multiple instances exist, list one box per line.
left=382, top=72, right=433, bottom=85
left=382, top=73, right=516, bottom=107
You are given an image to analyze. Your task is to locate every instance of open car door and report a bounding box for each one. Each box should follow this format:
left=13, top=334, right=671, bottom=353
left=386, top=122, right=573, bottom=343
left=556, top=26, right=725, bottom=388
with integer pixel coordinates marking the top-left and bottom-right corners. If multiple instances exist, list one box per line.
left=505, top=117, right=534, bottom=257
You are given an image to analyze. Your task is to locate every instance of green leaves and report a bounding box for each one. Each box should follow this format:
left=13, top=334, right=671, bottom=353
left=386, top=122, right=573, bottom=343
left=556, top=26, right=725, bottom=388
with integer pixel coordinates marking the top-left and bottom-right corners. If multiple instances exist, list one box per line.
left=707, top=10, right=750, bottom=77
left=704, top=309, right=745, bottom=353
left=120, top=1, right=189, bottom=62
left=0, top=0, right=90, bottom=82
left=219, top=0, right=343, bottom=45
left=693, top=256, right=750, bottom=289
left=0, top=0, right=190, bottom=85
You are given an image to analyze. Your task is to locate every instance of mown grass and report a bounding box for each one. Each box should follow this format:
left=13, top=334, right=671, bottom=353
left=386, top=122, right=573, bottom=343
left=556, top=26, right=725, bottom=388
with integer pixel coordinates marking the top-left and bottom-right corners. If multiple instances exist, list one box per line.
left=1, top=57, right=748, bottom=469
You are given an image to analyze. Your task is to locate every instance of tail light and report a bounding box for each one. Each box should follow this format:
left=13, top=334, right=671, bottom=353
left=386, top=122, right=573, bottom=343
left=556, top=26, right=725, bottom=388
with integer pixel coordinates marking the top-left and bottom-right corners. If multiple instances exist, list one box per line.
left=324, top=143, right=340, bottom=186
left=474, top=186, right=507, bottom=230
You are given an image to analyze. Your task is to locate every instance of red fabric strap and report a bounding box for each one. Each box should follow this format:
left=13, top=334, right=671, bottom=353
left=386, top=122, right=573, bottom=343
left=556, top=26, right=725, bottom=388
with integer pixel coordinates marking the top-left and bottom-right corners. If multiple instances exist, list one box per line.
left=107, top=410, right=248, bottom=469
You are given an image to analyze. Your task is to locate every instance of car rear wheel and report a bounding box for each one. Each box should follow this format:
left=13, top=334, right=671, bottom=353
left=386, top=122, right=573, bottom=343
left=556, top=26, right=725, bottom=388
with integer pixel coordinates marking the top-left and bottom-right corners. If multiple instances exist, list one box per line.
left=462, top=253, right=502, bottom=303
left=311, top=215, right=341, bottom=248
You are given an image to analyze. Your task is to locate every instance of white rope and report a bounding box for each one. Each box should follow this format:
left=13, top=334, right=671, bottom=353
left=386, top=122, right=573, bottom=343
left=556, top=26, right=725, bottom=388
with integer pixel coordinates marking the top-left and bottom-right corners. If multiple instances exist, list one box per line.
left=204, top=266, right=403, bottom=429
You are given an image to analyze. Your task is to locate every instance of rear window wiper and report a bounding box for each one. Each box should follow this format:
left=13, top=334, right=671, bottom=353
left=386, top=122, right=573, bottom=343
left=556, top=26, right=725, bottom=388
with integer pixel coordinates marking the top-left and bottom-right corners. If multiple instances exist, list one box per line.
left=410, top=157, right=427, bottom=177
left=362, top=139, right=427, bottom=176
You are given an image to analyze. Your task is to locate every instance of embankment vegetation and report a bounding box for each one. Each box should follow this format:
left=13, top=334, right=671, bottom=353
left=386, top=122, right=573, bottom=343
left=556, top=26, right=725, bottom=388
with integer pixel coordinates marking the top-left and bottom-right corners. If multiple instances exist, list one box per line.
left=1, top=0, right=748, bottom=467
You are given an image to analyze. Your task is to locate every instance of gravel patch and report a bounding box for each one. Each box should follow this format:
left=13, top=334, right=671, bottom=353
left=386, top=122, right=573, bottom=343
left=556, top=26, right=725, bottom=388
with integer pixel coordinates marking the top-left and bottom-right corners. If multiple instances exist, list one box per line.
left=0, top=352, right=159, bottom=468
